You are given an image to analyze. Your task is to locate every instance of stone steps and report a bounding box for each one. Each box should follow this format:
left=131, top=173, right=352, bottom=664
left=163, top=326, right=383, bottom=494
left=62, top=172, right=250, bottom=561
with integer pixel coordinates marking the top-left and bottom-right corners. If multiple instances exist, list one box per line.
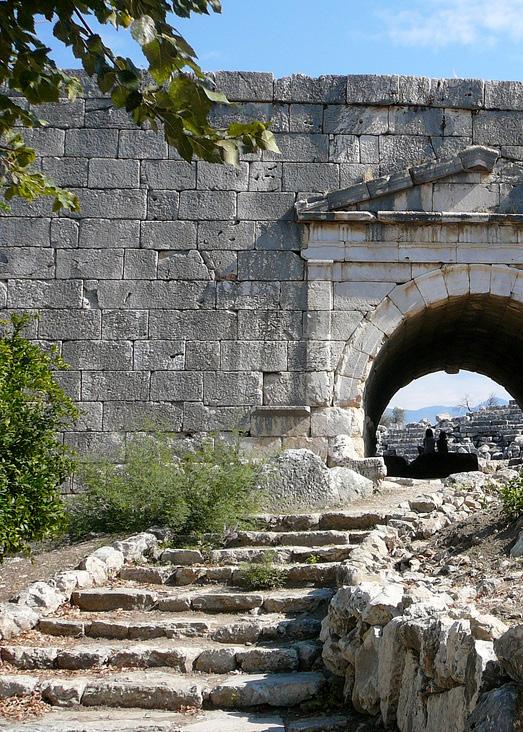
left=0, top=669, right=327, bottom=711
left=37, top=612, right=323, bottom=643
left=0, top=638, right=322, bottom=673
left=254, top=510, right=387, bottom=532
left=0, top=707, right=363, bottom=732
left=70, top=587, right=335, bottom=614
left=220, top=529, right=361, bottom=547
left=120, top=560, right=340, bottom=587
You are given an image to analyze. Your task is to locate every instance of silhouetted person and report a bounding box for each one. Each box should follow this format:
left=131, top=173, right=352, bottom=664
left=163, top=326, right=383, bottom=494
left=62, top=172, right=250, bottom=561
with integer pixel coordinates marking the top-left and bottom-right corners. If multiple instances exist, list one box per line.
left=423, top=428, right=436, bottom=454
left=437, top=430, right=449, bottom=454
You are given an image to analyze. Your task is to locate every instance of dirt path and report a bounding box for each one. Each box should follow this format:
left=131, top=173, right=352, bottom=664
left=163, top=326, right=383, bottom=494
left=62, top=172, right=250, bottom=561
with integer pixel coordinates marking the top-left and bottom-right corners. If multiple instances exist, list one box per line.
left=0, top=536, right=121, bottom=603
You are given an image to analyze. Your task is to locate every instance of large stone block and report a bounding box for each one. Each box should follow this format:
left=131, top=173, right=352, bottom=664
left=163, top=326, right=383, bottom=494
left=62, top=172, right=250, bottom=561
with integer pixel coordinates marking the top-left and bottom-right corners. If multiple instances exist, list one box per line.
left=79, top=219, right=140, bottom=248
left=216, top=281, right=280, bottom=310
left=24, top=128, right=65, bottom=156
left=97, top=280, right=214, bottom=310
left=141, top=220, right=197, bottom=250
left=264, top=372, right=306, bottom=406
left=248, top=162, right=283, bottom=192
left=197, top=162, right=249, bottom=191
left=212, top=71, right=274, bottom=102
left=185, top=341, right=220, bottom=370
left=103, top=402, right=183, bottom=432
left=347, top=75, right=399, bottom=105
left=324, top=106, right=389, bottom=135
left=157, top=251, right=211, bottom=280
left=34, top=99, right=85, bottom=128
left=254, top=221, right=303, bottom=251
left=282, top=163, right=339, bottom=193
left=485, top=80, right=523, bottom=110
left=88, top=158, right=140, bottom=188
left=66, top=189, right=147, bottom=219
left=389, top=106, right=444, bottom=136
left=65, top=129, right=118, bottom=157
left=237, top=192, right=295, bottom=220
left=210, top=102, right=289, bottom=132
left=51, top=218, right=79, bottom=249
left=134, top=340, right=185, bottom=370
left=8, top=280, right=83, bottom=309
left=474, top=110, right=523, bottom=145
left=238, top=251, right=304, bottom=281
left=150, top=371, right=203, bottom=401
left=204, top=371, right=263, bottom=406
left=198, top=220, right=255, bottom=251
left=124, top=249, right=158, bottom=279
left=1, top=217, right=50, bottom=248
left=146, top=190, right=179, bottom=220
left=183, top=403, right=250, bottom=432
left=221, top=341, right=287, bottom=372
left=289, top=104, right=323, bottom=133
left=179, top=191, right=236, bottom=220
left=42, top=156, right=89, bottom=187
left=431, top=77, right=484, bottom=108
left=0, top=248, right=54, bottom=279
left=329, top=135, right=360, bottom=163
left=102, top=310, right=148, bottom=340
left=238, top=310, right=303, bottom=340
left=118, top=129, right=167, bottom=158
left=274, top=75, right=347, bottom=103
left=263, top=133, right=330, bottom=163
left=56, top=249, right=124, bottom=279
left=63, top=340, right=133, bottom=370
left=38, top=309, right=101, bottom=339
left=148, top=310, right=237, bottom=340
left=141, top=160, right=196, bottom=189
left=82, top=371, right=150, bottom=401
left=65, top=431, right=125, bottom=461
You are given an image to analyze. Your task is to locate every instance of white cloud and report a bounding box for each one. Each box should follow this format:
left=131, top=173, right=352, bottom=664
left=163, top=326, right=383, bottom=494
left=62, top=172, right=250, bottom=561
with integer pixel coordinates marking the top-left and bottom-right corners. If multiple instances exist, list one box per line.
left=390, top=370, right=512, bottom=409
left=378, top=0, right=523, bottom=48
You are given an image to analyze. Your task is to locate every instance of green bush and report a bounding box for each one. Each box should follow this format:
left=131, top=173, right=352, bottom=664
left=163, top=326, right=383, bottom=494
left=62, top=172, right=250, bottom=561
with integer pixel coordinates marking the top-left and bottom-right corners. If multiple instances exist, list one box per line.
left=498, top=475, right=523, bottom=518
left=68, top=434, right=262, bottom=540
left=0, top=313, right=78, bottom=558
left=238, top=551, right=286, bottom=591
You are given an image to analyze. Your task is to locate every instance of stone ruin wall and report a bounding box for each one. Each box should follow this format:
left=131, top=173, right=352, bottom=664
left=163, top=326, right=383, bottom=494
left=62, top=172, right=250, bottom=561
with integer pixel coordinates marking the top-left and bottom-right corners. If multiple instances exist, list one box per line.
left=4, top=72, right=523, bottom=480
left=380, top=400, right=523, bottom=463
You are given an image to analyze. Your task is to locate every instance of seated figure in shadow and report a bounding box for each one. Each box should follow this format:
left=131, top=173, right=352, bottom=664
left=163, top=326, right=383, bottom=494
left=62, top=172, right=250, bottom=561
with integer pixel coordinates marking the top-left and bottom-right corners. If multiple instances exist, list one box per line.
left=437, top=430, right=449, bottom=454
left=423, top=428, right=436, bottom=455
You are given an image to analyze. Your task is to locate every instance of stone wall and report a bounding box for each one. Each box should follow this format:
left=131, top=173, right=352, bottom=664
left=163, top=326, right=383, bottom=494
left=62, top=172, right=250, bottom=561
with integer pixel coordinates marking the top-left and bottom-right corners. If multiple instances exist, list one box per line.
left=4, top=73, right=523, bottom=471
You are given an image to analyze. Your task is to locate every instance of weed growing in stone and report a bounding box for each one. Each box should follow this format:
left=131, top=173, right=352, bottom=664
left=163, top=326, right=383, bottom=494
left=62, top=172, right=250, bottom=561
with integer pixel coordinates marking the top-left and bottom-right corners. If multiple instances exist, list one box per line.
left=498, top=475, right=523, bottom=518
left=237, top=551, right=286, bottom=590
left=68, top=434, right=262, bottom=540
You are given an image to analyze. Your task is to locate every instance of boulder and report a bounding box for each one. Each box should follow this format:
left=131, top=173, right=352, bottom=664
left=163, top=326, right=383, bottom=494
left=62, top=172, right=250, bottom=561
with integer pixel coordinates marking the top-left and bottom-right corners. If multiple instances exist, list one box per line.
left=328, top=467, right=375, bottom=505
left=494, top=625, right=523, bottom=682
left=13, top=582, right=66, bottom=614
left=260, top=450, right=340, bottom=512
left=352, top=626, right=381, bottom=716
left=464, top=683, right=523, bottom=731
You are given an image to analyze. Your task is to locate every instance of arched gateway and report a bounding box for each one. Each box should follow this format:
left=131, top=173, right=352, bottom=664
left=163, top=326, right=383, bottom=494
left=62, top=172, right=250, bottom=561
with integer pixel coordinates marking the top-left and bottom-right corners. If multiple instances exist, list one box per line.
left=296, top=144, right=523, bottom=457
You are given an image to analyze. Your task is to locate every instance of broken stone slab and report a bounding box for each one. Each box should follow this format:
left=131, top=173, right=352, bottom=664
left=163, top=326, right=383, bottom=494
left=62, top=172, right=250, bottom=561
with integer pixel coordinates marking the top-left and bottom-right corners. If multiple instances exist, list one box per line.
left=459, top=145, right=499, bottom=171
left=118, top=565, right=174, bottom=584
left=319, top=511, right=383, bottom=530
left=328, top=467, right=375, bottom=506
left=209, top=672, right=326, bottom=708
left=112, top=532, right=158, bottom=561
left=194, top=647, right=238, bottom=674
left=38, top=617, right=86, bottom=637
left=12, top=581, right=66, bottom=615
left=191, top=592, right=264, bottom=613
left=40, top=678, right=87, bottom=707
left=82, top=672, right=204, bottom=710
left=236, top=647, right=299, bottom=673
left=0, top=603, right=39, bottom=640
left=411, top=156, right=464, bottom=185
left=0, top=674, right=38, bottom=698
left=53, top=570, right=93, bottom=594
left=262, top=588, right=334, bottom=614
left=57, top=646, right=113, bottom=670
left=160, top=549, right=204, bottom=565
left=76, top=555, right=110, bottom=586
left=367, top=170, right=413, bottom=199
left=1, top=645, right=58, bottom=669
left=468, top=612, right=509, bottom=641
left=70, top=588, right=157, bottom=612
left=494, top=624, right=523, bottom=682
left=408, top=494, right=444, bottom=513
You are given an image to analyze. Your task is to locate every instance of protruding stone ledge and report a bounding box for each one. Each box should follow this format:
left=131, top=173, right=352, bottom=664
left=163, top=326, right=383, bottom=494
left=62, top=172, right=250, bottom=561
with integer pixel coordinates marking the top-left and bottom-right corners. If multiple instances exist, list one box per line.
left=298, top=211, right=523, bottom=226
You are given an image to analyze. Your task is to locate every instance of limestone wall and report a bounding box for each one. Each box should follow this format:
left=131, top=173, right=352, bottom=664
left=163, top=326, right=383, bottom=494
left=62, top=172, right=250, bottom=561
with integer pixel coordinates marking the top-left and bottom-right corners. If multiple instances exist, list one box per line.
left=4, top=73, right=523, bottom=470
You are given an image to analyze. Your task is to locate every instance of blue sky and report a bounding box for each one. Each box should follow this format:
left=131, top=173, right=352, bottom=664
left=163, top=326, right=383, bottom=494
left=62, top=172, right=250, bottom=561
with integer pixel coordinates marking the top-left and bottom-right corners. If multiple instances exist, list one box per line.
left=41, top=0, right=519, bottom=409
left=42, top=0, right=523, bottom=80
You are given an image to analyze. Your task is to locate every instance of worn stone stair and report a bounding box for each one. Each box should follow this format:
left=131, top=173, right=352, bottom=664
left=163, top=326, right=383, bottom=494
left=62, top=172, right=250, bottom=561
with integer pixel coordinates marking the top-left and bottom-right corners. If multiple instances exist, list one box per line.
left=0, top=506, right=391, bottom=730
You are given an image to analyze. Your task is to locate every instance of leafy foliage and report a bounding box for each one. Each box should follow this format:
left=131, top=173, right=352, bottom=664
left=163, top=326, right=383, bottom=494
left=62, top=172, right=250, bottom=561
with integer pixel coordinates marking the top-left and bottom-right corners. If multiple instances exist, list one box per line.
left=498, top=475, right=523, bottom=518
left=68, top=433, right=262, bottom=540
left=0, top=314, right=78, bottom=558
left=0, top=1, right=278, bottom=210
left=238, top=551, right=286, bottom=591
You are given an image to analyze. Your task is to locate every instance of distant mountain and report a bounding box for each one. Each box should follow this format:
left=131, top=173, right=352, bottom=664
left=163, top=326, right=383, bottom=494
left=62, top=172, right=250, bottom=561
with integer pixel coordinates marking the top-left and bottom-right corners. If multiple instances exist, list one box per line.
left=386, top=398, right=509, bottom=425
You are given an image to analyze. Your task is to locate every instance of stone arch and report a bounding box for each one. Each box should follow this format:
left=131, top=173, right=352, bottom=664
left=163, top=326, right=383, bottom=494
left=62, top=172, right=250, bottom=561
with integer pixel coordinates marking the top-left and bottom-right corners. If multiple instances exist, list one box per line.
left=333, top=264, right=523, bottom=455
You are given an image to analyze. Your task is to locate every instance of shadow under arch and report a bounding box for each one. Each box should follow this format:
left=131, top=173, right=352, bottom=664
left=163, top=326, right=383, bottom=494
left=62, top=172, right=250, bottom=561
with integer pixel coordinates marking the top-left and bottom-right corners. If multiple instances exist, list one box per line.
left=332, top=264, right=523, bottom=457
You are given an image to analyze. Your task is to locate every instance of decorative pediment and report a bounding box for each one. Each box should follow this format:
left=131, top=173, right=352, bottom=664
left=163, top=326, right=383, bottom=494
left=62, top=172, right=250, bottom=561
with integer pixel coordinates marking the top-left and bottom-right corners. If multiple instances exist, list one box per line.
left=296, top=145, right=501, bottom=222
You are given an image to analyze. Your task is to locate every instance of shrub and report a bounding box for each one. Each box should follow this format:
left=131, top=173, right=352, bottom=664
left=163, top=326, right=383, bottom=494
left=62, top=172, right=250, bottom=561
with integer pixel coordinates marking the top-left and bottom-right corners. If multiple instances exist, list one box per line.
left=498, top=475, right=523, bottom=519
left=68, top=433, right=262, bottom=540
left=0, top=314, right=78, bottom=558
left=238, top=551, right=286, bottom=590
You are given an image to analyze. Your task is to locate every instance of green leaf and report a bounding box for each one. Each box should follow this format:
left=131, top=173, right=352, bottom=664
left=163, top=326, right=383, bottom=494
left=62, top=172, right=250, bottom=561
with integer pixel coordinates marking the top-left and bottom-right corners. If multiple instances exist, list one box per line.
left=130, top=16, right=157, bottom=46
left=203, top=87, right=230, bottom=105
